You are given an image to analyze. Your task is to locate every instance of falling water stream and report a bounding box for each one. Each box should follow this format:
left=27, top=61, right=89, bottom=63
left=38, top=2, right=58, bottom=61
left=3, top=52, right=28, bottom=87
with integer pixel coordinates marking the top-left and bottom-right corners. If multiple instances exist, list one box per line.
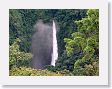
left=51, top=20, right=58, bottom=66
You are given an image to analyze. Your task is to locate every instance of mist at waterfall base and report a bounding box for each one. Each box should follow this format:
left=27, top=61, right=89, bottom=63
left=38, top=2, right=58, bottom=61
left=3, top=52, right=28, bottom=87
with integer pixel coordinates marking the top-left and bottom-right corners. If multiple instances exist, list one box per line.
left=31, top=20, right=58, bottom=69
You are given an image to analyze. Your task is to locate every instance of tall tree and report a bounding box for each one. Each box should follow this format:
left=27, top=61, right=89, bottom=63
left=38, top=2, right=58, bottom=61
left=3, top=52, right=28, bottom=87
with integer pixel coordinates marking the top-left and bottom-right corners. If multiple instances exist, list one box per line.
left=64, top=9, right=99, bottom=75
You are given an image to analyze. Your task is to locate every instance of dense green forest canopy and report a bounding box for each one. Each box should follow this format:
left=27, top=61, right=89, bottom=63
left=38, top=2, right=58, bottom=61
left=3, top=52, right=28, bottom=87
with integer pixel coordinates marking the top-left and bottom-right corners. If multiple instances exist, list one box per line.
left=9, top=9, right=87, bottom=55
left=9, top=9, right=99, bottom=76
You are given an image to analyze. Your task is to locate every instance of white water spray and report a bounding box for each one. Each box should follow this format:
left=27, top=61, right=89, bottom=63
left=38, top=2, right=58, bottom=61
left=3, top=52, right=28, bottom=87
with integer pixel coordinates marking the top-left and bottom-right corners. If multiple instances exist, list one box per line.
left=51, top=20, right=58, bottom=66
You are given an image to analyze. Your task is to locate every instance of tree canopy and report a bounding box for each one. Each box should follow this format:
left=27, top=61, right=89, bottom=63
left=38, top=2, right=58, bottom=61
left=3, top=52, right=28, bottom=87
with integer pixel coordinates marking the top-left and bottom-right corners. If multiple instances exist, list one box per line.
left=9, top=9, right=99, bottom=76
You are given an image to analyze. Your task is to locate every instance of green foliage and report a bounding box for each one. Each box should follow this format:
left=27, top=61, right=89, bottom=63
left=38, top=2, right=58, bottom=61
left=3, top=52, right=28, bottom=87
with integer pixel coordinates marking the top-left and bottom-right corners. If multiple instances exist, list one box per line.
left=9, top=38, right=32, bottom=69
left=53, top=51, right=82, bottom=72
left=9, top=9, right=87, bottom=55
left=9, top=9, right=98, bottom=76
left=9, top=9, right=38, bottom=52
left=64, top=9, right=99, bottom=75
left=9, top=67, right=70, bottom=76
left=55, top=10, right=87, bottom=56
left=73, top=60, right=99, bottom=76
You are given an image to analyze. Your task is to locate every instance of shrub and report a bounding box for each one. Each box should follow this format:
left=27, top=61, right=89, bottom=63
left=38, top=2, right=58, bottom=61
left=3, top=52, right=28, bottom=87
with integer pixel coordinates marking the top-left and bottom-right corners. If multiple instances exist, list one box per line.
left=9, top=38, right=32, bottom=69
left=9, top=67, right=70, bottom=76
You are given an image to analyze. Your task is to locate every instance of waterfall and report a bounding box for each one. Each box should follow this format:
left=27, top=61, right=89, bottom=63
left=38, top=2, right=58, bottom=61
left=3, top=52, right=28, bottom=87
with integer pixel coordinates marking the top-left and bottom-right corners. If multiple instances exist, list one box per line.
left=51, top=20, right=58, bottom=66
